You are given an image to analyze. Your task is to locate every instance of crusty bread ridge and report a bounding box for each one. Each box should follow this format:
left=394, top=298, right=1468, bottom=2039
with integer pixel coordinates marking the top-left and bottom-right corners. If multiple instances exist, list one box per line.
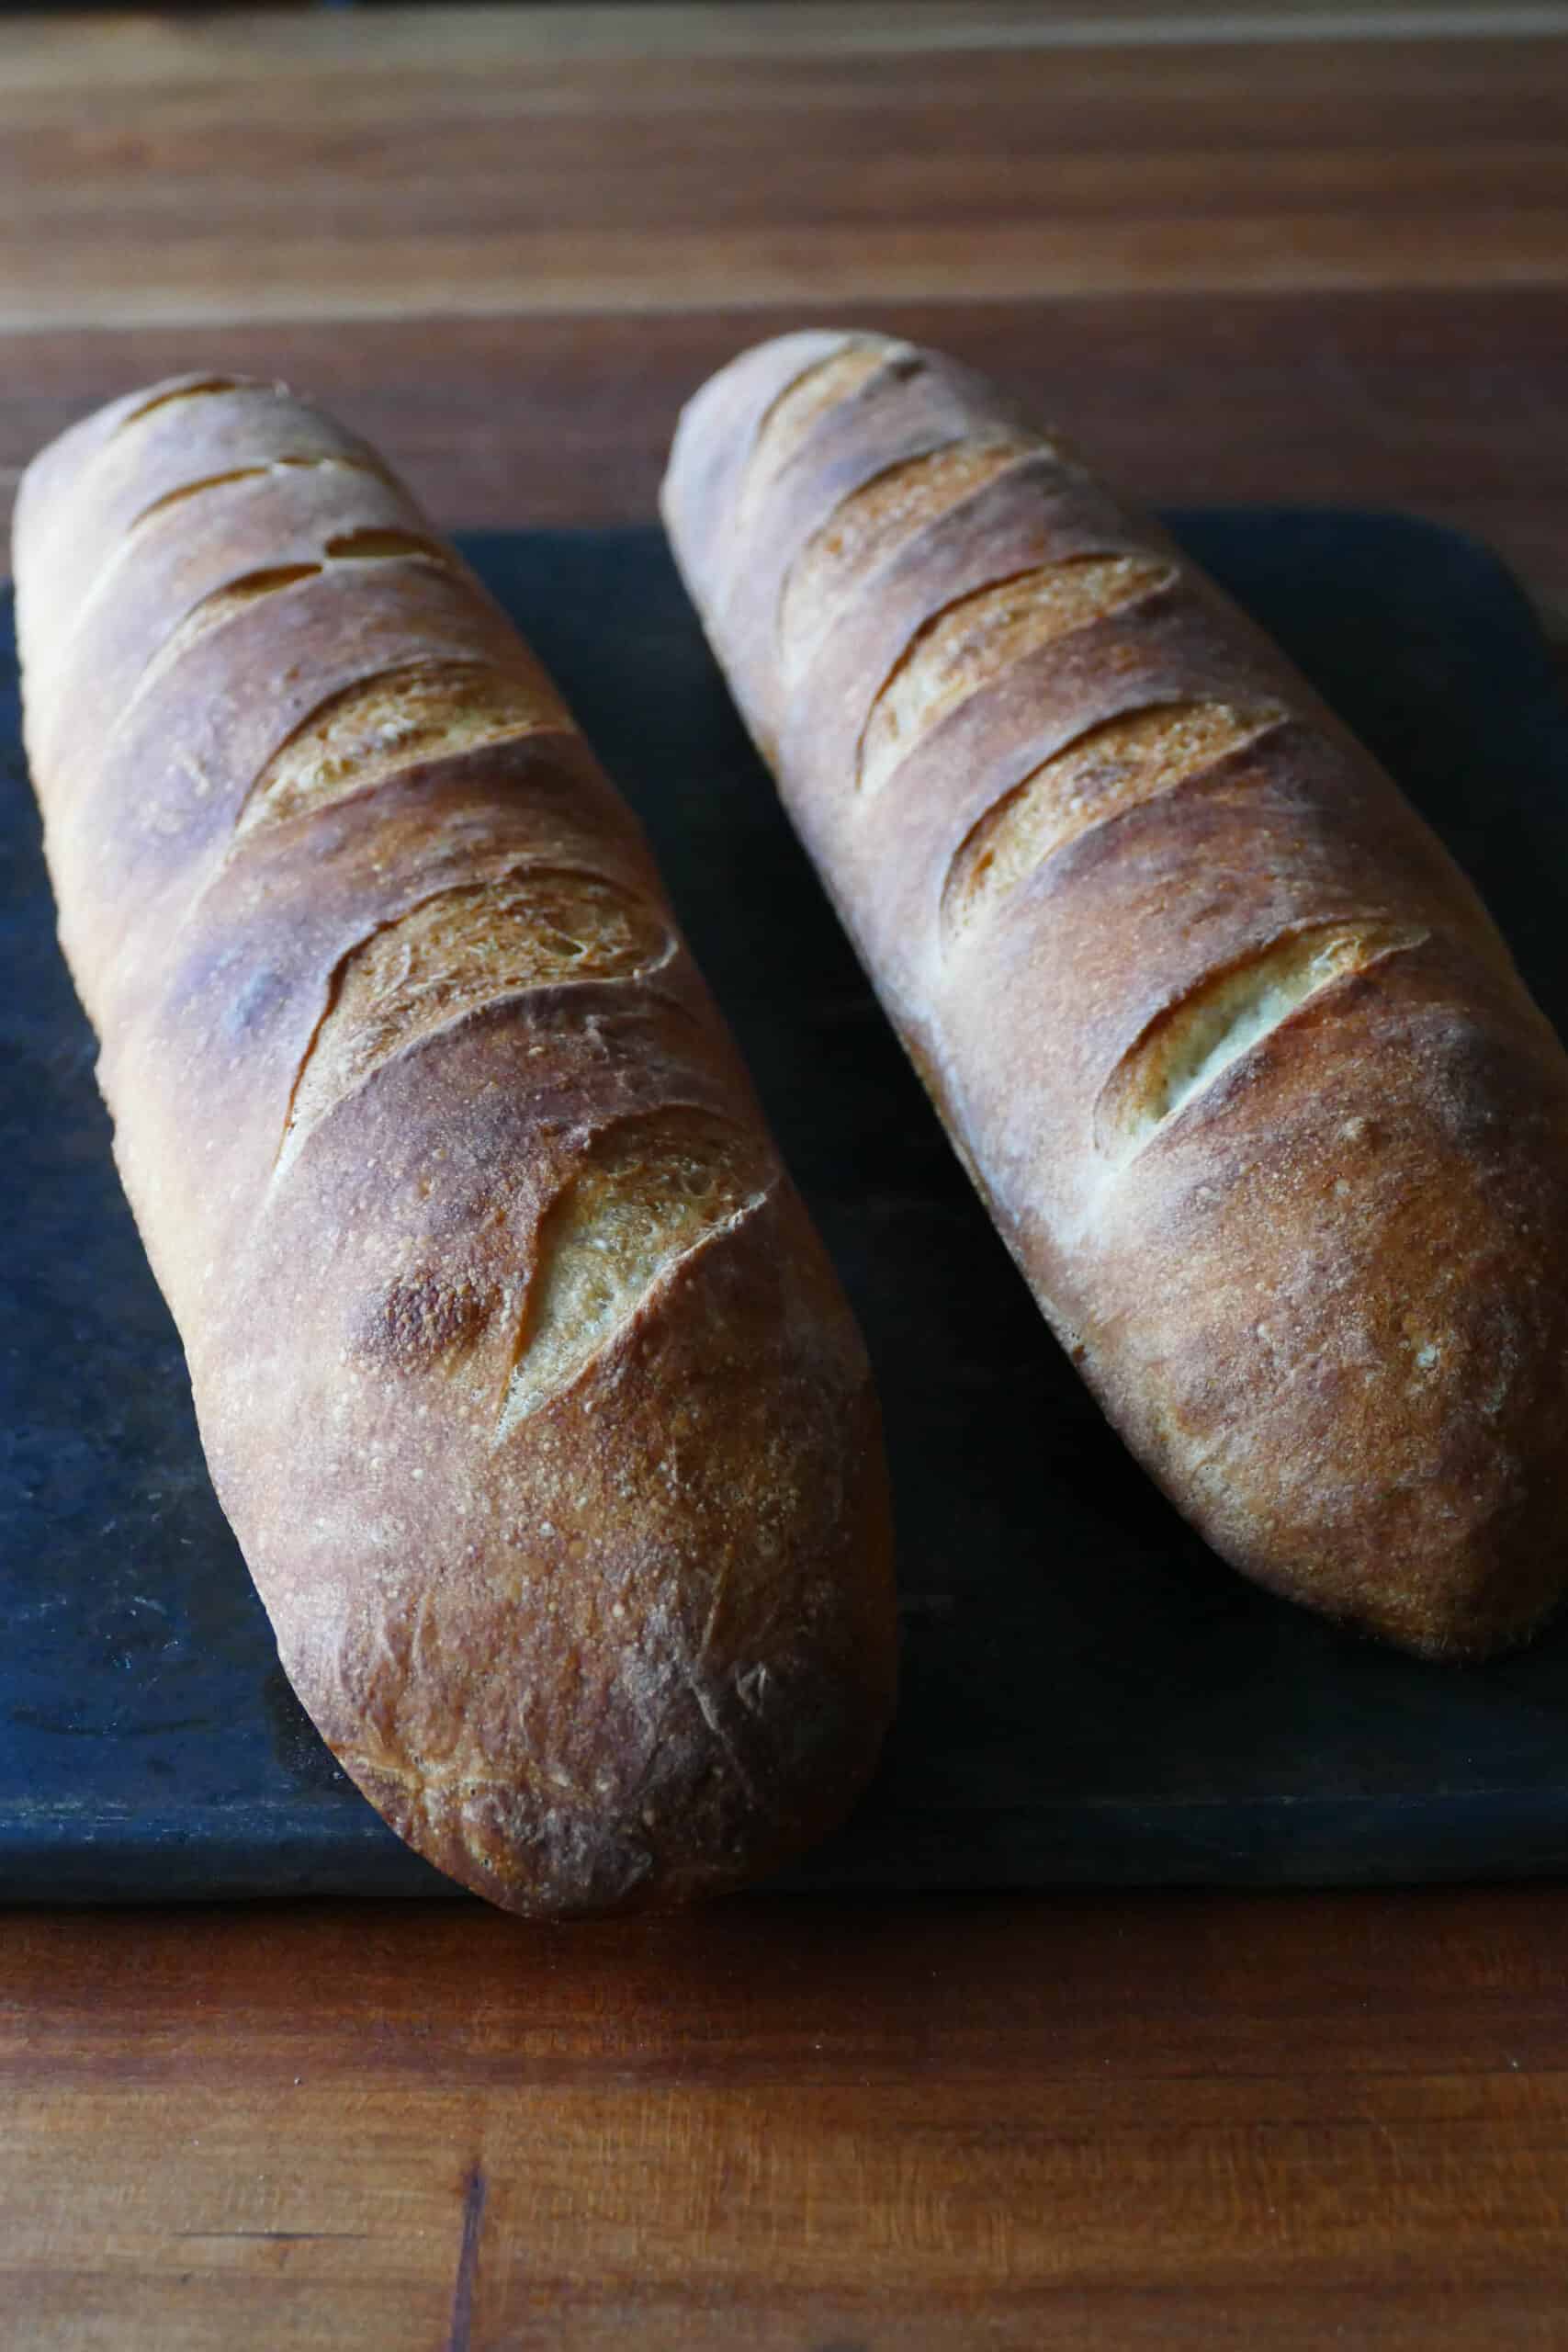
left=662, top=329, right=1568, bottom=1659
left=16, top=374, right=897, bottom=1915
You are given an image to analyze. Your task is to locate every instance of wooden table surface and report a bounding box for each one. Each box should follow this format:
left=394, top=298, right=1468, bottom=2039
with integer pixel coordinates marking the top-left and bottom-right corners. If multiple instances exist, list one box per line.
left=5, top=6, right=1568, bottom=2345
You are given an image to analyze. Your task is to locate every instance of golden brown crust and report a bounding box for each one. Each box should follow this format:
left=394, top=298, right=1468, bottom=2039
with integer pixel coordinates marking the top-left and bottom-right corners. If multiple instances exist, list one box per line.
left=662, top=329, right=1568, bottom=1659
left=16, top=376, right=897, bottom=1914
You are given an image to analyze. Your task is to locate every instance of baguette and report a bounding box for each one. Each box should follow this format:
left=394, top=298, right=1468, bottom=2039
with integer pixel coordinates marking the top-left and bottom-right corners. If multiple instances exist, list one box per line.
left=662, top=330, right=1568, bottom=1659
left=16, top=375, right=896, bottom=1915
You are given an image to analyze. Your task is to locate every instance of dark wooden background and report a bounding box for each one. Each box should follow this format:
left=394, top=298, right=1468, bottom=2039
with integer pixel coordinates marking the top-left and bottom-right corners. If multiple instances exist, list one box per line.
left=4, top=7, right=1568, bottom=2345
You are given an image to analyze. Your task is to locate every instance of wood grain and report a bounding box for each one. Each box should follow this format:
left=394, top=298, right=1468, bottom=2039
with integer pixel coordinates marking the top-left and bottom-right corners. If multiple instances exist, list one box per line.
left=5, top=1888, right=1568, bottom=2348
left=2, top=18, right=1567, bottom=329
left=7, top=9, right=1568, bottom=2346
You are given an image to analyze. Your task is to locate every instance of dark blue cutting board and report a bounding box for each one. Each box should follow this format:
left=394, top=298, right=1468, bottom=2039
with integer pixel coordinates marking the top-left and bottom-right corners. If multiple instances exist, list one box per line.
left=6, top=512, right=1568, bottom=1904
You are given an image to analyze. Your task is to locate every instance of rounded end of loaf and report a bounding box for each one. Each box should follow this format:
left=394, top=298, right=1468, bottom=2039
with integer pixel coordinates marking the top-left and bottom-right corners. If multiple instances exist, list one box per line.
left=1341, top=1540, right=1567, bottom=1665
left=207, top=1166, right=898, bottom=1921
left=1186, top=1387, right=1568, bottom=1663
left=1077, top=950, right=1568, bottom=1667
left=328, top=1512, right=898, bottom=1920
left=1101, top=1343, right=1568, bottom=1666
left=13, top=373, right=292, bottom=670
left=1231, top=1508, right=1568, bottom=1665
left=661, top=326, right=897, bottom=610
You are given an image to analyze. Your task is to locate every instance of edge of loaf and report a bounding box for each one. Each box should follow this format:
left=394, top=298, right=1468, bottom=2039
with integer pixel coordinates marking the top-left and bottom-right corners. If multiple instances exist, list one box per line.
left=662, top=328, right=1568, bottom=1662
left=17, top=372, right=897, bottom=1916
